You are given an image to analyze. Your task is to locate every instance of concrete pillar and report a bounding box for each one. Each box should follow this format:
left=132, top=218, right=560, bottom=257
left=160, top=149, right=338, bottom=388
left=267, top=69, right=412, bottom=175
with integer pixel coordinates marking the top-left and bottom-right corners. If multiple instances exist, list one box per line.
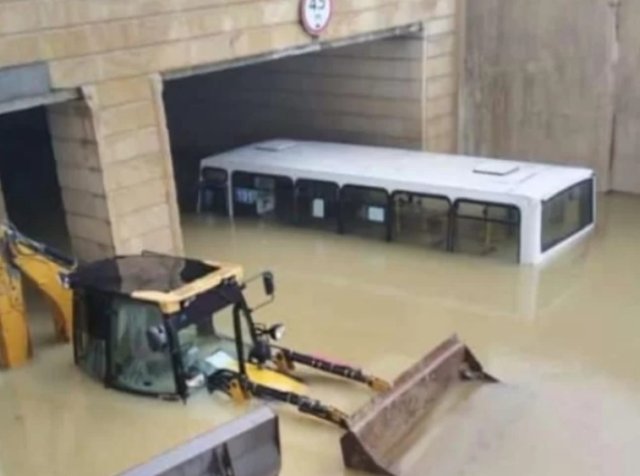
left=48, top=75, right=183, bottom=262
left=422, top=0, right=459, bottom=153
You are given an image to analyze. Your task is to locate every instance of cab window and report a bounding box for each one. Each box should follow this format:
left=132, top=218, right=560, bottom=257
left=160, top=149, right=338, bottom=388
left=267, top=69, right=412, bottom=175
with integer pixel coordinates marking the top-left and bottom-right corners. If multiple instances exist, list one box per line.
left=110, top=297, right=176, bottom=395
left=176, top=305, right=254, bottom=394
left=74, top=290, right=110, bottom=382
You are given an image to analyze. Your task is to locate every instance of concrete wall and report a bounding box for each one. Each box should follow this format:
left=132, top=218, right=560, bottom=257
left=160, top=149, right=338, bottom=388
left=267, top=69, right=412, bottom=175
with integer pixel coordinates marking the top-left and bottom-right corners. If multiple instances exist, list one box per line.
left=462, top=0, right=617, bottom=191
left=0, top=1, right=442, bottom=89
left=612, top=0, right=640, bottom=193
left=231, top=14, right=458, bottom=152
left=166, top=0, right=460, bottom=210
left=230, top=36, right=426, bottom=150
left=462, top=0, right=640, bottom=195
left=241, top=9, right=459, bottom=152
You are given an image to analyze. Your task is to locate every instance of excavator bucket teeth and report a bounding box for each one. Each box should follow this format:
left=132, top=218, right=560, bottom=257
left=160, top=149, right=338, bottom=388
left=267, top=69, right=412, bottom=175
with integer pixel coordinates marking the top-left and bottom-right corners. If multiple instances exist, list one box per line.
left=340, top=335, right=496, bottom=476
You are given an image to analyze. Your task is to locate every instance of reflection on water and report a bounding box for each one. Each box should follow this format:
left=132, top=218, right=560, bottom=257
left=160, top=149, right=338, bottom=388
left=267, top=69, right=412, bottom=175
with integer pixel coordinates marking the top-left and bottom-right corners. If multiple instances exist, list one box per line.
left=1, top=193, right=640, bottom=476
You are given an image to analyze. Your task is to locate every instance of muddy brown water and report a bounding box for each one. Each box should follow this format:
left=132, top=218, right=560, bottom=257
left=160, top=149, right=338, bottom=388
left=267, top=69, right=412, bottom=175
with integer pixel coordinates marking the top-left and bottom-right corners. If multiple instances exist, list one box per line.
left=1, top=193, right=640, bottom=476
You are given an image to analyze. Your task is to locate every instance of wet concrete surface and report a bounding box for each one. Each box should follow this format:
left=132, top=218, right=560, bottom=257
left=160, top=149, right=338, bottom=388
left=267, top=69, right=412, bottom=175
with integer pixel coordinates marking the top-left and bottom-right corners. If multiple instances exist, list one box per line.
left=1, top=193, right=640, bottom=475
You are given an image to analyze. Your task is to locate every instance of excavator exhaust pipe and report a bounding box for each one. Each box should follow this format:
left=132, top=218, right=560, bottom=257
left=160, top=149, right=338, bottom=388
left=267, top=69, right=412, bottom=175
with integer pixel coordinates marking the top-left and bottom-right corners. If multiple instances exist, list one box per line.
left=341, top=335, right=497, bottom=475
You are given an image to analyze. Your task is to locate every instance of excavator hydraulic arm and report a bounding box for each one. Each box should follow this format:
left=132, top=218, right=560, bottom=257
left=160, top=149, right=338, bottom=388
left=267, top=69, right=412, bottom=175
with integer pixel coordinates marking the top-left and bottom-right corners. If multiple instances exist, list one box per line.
left=0, top=242, right=29, bottom=367
left=0, top=223, right=75, bottom=368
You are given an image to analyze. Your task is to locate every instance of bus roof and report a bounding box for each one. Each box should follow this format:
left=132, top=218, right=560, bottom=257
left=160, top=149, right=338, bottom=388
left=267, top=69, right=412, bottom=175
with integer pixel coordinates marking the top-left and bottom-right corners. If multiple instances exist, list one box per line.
left=200, top=139, right=594, bottom=202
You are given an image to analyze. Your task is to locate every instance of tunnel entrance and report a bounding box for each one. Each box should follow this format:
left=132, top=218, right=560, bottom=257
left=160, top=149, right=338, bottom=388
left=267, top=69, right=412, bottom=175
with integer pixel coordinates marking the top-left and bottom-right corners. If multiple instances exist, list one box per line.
left=0, top=106, right=70, bottom=252
left=164, top=33, right=426, bottom=215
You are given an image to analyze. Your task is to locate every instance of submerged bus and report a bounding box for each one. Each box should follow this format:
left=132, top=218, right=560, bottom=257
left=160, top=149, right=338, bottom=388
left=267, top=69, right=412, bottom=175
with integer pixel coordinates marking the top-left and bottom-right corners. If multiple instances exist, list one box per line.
left=197, top=140, right=595, bottom=265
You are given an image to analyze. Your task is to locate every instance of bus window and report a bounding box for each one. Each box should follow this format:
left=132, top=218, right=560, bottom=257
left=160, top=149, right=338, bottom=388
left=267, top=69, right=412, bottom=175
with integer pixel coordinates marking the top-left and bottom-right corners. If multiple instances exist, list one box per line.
left=231, top=172, right=294, bottom=223
left=453, top=200, right=520, bottom=261
left=294, top=179, right=340, bottom=232
left=391, top=192, right=450, bottom=250
left=197, top=167, right=228, bottom=215
left=541, top=179, right=594, bottom=252
left=339, top=185, right=390, bottom=241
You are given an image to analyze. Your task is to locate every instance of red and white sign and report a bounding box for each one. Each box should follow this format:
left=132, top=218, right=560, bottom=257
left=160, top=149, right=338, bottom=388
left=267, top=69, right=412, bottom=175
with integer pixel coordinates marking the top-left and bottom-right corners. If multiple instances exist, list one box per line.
left=300, top=0, right=333, bottom=36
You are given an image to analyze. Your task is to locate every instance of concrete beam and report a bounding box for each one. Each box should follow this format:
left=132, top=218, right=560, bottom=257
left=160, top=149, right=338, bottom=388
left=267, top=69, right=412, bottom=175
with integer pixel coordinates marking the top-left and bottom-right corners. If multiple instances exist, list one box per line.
left=164, top=23, right=424, bottom=82
left=0, top=62, right=78, bottom=114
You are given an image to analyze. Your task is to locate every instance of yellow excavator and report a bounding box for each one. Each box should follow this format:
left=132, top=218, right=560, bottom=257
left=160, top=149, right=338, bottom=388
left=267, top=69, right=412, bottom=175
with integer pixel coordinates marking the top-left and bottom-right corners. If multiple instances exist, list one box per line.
left=0, top=222, right=497, bottom=476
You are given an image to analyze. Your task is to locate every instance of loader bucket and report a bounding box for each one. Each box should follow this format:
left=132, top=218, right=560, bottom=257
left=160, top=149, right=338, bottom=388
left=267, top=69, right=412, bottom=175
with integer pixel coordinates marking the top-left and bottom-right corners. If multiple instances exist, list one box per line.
left=341, top=335, right=497, bottom=475
left=119, top=406, right=281, bottom=476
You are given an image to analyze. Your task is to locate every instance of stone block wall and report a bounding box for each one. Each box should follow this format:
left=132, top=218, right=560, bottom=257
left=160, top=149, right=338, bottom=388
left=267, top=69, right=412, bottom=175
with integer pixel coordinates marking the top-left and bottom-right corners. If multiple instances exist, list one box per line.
left=48, top=99, right=113, bottom=260
left=0, top=1, right=442, bottom=89
left=423, top=2, right=459, bottom=153
left=48, top=76, right=183, bottom=261
left=227, top=35, right=427, bottom=150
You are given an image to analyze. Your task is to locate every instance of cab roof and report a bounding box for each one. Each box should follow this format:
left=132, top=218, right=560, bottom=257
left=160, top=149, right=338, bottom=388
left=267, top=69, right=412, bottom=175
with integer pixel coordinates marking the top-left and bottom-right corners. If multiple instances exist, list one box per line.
left=68, top=254, right=243, bottom=313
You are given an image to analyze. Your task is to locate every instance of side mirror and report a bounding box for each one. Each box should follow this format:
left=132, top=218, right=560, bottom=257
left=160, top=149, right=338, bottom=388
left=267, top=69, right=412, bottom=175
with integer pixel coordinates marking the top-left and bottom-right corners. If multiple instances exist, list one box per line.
left=244, top=270, right=276, bottom=311
left=263, top=271, right=275, bottom=296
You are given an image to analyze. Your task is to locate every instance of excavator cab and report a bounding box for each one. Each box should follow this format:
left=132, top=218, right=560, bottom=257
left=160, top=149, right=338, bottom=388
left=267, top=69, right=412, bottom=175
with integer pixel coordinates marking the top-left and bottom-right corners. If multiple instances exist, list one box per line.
left=67, top=254, right=293, bottom=401
left=67, top=253, right=262, bottom=399
left=72, top=287, right=179, bottom=397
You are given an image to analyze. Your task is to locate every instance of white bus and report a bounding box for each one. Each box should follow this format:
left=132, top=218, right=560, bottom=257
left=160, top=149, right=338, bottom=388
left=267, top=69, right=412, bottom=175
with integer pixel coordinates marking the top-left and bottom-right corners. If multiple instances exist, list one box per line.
left=197, top=139, right=595, bottom=265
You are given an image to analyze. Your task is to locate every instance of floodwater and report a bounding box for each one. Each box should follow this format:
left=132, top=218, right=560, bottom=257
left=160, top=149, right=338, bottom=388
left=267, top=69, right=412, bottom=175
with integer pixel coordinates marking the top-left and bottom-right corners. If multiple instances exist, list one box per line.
left=1, top=192, right=640, bottom=476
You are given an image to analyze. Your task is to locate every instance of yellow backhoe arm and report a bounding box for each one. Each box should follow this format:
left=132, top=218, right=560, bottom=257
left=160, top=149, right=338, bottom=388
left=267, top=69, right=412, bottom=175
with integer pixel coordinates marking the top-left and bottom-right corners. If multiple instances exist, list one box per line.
left=0, top=224, right=75, bottom=368
left=0, top=244, right=30, bottom=367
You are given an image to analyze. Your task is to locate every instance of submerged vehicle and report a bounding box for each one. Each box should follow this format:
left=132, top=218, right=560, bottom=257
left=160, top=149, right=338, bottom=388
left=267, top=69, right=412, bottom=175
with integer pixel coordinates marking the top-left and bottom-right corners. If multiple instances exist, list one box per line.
left=0, top=222, right=497, bottom=475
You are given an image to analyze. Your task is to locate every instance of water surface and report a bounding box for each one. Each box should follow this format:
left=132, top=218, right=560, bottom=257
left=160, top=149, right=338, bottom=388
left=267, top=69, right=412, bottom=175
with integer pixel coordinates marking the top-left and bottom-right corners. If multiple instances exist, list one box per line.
left=1, top=193, right=639, bottom=476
